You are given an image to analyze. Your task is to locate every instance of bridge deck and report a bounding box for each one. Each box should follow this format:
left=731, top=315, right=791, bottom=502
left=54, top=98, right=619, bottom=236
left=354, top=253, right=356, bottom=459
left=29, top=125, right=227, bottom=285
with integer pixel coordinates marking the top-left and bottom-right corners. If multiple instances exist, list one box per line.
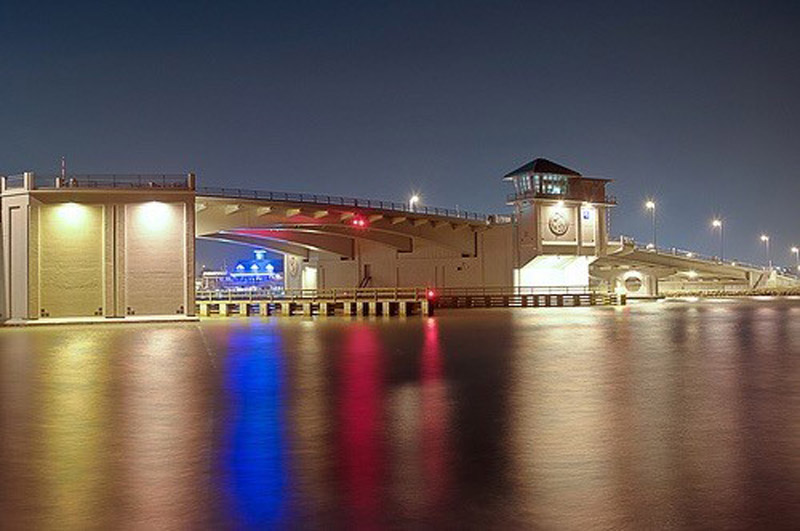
left=197, top=186, right=509, bottom=225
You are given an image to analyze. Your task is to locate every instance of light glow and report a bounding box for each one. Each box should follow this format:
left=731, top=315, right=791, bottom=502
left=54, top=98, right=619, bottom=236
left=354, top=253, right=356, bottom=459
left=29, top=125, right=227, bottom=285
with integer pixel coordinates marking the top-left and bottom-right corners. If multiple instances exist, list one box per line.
left=761, top=234, right=769, bottom=242
left=138, top=202, right=173, bottom=232
left=712, top=219, right=722, bottom=228
left=55, top=202, right=90, bottom=228
left=645, top=200, right=655, bottom=210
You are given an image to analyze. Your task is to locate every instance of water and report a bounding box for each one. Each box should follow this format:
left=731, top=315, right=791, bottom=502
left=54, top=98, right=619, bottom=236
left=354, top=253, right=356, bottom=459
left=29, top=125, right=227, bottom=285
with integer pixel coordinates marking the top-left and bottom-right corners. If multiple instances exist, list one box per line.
left=1, top=299, right=799, bottom=529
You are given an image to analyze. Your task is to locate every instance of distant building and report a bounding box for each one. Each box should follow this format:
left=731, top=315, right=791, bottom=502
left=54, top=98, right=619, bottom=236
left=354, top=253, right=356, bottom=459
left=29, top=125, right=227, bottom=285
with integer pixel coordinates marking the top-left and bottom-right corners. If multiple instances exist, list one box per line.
left=198, top=249, right=283, bottom=291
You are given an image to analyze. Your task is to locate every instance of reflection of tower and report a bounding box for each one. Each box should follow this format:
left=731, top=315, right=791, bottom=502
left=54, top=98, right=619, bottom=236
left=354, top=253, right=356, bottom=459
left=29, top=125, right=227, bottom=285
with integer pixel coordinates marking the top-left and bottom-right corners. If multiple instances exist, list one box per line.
left=503, top=158, right=614, bottom=287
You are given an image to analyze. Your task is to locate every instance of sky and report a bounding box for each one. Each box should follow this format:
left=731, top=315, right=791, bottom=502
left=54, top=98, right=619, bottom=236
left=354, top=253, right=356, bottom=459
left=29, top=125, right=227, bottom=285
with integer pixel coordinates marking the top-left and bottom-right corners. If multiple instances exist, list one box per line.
left=2, top=0, right=799, bottom=268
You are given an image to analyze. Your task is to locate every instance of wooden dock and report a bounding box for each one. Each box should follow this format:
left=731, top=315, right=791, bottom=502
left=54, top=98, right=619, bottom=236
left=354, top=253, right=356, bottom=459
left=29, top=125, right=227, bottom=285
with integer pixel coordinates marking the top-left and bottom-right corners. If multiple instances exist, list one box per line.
left=195, top=286, right=625, bottom=317
left=433, top=286, right=626, bottom=309
left=196, top=287, right=435, bottom=317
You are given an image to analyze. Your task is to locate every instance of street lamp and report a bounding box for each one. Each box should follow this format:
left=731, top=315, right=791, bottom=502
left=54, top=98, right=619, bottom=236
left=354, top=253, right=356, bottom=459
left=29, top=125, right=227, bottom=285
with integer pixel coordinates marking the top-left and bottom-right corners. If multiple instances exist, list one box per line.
left=791, top=246, right=799, bottom=272
left=761, top=234, right=771, bottom=269
left=645, top=200, right=656, bottom=250
left=711, top=219, right=723, bottom=261
left=409, top=194, right=420, bottom=212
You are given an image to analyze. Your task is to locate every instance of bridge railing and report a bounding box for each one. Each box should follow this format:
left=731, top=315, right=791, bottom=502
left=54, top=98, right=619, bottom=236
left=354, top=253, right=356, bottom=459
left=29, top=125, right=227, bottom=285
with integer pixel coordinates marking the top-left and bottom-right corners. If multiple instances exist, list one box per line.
left=197, top=287, right=431, bottom=301
left=198, top=186, right=492, bottom=222
left=48, top=174, right=192, bottom=190
left=620, top=236, right=768, bottom=271
left=2, top=174, right=26, bottom=190
left=196, top=285, right=607, bottom=302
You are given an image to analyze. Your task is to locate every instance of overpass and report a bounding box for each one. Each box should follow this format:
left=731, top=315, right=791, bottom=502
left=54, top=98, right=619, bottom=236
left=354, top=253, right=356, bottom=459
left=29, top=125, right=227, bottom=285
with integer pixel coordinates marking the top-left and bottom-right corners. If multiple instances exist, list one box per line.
left=2, top=157, right=797, bottom=323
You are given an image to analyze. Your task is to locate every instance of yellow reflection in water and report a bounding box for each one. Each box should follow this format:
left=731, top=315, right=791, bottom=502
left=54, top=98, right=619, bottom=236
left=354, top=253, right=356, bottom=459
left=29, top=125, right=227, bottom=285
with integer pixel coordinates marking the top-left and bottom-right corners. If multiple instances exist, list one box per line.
left=36, top=331, right=112, bottom=530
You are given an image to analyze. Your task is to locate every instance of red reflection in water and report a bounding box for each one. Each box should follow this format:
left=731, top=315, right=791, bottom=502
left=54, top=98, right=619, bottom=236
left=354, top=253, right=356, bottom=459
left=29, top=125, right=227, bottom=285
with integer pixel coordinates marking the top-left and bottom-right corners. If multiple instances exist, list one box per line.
left=421, top=318, right=450, bottom=510
left=339, top=324, right=383, bottom=529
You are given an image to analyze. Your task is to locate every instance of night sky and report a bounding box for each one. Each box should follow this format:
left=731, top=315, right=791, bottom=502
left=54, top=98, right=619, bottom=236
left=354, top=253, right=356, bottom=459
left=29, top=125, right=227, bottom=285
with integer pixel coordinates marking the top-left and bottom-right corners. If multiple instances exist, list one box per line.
left=2, top=1, right=799, bottom=267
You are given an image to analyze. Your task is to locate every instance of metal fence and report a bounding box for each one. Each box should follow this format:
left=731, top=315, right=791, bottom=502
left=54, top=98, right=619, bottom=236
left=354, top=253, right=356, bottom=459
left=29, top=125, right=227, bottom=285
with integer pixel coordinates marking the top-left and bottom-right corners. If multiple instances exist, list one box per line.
left=48, top=174, right=191, bottom=189
left=196, top=285, right=606, bottom=302
left=198, top=186, right=492, bottom=222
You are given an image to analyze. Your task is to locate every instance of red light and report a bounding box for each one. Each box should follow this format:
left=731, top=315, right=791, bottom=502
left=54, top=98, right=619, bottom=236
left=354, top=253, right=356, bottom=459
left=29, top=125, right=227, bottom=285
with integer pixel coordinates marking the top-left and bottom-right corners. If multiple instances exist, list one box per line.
left=426, top=289, right=435, bottom=299
left=351, top=217, right=368, bottom=228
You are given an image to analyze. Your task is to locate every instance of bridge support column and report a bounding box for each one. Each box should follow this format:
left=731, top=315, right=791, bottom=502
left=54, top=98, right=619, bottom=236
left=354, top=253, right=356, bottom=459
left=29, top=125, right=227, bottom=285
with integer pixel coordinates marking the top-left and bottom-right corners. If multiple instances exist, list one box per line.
left=421, top=300, right=433, bottom=316
left=368, top=301, right=378, bottom=315
left=199, top=303, right=209, bottom=317
left=219, top=303, right=229, bottom=317
left=302, top=303, right=312, bottom=316
left=319, top=302, right=330, bottom=316
left=259, top=303, right=271, bottom=316
left=238, top=303, right=249, bottom=316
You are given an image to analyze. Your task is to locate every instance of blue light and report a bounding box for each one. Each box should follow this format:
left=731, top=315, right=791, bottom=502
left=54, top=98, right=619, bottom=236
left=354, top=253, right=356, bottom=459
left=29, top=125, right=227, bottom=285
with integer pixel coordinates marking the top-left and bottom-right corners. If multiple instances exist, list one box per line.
left=222, top=327, right=287, bottom=527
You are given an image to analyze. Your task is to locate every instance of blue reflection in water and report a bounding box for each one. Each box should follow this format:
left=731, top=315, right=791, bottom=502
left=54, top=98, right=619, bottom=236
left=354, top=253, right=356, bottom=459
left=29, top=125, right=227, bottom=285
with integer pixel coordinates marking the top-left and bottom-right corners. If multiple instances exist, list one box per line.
left=222, top=326, right=287, bottom=528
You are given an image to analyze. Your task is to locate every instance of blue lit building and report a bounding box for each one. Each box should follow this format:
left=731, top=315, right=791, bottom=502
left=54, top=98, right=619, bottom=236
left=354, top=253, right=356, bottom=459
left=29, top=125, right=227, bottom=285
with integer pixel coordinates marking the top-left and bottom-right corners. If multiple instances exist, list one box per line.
left=199, top=249, right=283, bottom=291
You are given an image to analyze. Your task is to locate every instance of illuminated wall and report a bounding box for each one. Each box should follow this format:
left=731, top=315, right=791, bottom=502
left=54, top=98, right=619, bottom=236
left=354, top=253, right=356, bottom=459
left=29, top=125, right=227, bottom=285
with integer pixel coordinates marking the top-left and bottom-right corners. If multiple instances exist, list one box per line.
left=514, top=255, right=595, bottom=288
left=39, top=204, right=104, bottom=317
left=314, top=226, right=514, bottom=289
left=2, top=183, right=195, bottom=321
left=125, top=202, right=188, bottom=315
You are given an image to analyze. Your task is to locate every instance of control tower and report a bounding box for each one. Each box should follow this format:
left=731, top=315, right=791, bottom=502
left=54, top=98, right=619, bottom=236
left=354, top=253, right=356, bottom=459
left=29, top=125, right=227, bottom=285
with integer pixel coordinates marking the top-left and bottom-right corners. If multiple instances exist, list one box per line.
left=504, top=158, right=615, bottom=287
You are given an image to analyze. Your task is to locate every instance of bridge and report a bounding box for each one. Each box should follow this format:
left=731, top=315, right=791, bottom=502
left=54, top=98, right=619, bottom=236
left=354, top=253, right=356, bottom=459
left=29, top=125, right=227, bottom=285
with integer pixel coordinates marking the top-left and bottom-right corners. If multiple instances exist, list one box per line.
left=2, top=157, right=797, bottom=323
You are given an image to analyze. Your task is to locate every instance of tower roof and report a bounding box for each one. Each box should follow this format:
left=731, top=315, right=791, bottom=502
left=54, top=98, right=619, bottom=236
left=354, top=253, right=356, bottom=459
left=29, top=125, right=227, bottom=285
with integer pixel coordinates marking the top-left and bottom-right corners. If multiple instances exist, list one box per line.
left=503, top=158, right=582, bottom=179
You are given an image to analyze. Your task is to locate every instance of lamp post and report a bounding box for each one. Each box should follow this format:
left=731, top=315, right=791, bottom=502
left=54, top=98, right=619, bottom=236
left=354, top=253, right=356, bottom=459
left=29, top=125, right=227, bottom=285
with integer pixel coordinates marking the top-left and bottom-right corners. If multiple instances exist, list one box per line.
left=792, top=246, right=799, bottom=273
left=761, top=234, right=771, bottom=269
left=409, top=194, right=420, bottom=213
left=645, top=200, right=656, bottom=250
left=711, top=219, right=723, bottom=261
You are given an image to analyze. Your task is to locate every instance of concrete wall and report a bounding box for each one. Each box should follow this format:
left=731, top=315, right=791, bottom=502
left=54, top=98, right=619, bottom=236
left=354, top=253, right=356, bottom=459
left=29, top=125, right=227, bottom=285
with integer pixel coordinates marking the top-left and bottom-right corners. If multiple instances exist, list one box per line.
left=2, top=185, right=195, bottom=322
left=3, top=196, right=31, bottom=320
left=124, top=202, right=188, bottom=316
left=38, top=204, right=104, bottom=317
left=314, top=225, right=513, bottom=288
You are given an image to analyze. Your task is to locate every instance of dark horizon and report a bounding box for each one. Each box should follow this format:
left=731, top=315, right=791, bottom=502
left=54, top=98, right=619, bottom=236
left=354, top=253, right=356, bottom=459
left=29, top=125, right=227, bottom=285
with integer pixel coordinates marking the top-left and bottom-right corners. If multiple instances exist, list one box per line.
left=2, top=1, right=799, bottom=266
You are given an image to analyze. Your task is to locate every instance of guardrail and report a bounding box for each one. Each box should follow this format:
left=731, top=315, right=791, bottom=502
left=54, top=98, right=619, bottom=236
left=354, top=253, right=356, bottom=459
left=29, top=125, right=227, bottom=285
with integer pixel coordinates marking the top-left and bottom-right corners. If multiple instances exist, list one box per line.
left=50, top=174, right=191, bottom=189
left=197, top=285, right=607, bottom=302
left=619, top=236, right=768, bottom=272
left=197, top=286, right=432, bottom=302
left=433, top=285, right=604, bottom=296
left=198, top=186, right=492, bottom=222
left=506, top=192, right=617, bottom=204
left=2, top=174, right=25, bottom=190
left=2, top=173, right=193, bottom=191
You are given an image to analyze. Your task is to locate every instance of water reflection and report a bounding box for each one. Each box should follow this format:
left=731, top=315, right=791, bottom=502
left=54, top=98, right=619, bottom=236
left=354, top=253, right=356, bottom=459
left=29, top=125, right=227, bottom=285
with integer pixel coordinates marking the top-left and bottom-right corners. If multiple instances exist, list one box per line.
left=0, top=300, right=799, bottom=528
left=220, top=322, right=287, bottom=528
left=338, top=324, right=384, bottom=529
